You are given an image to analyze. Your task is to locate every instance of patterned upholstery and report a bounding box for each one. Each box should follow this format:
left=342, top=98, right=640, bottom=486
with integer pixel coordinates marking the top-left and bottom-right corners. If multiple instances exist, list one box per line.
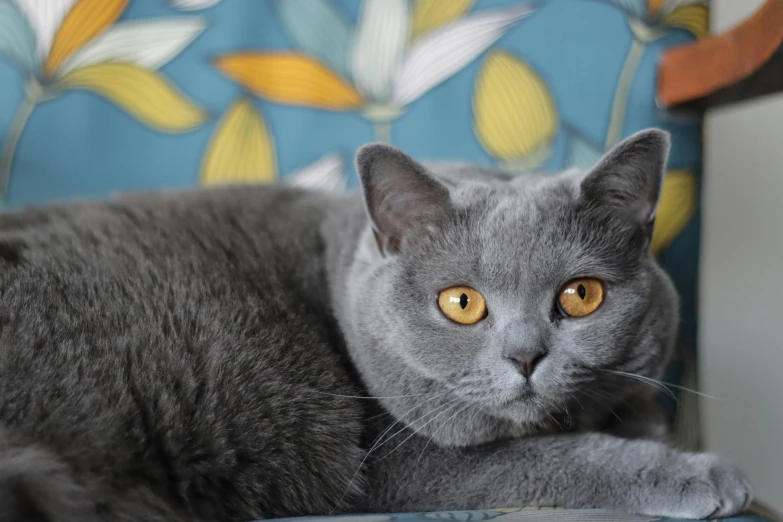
left=1, top=1, right=767, bottom=520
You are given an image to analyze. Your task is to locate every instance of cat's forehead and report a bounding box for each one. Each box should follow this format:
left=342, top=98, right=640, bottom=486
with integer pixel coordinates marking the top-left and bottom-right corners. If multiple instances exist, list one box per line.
left=445, top=168, right=582, bottom=225
left=430, top=168, right=630, bottom=282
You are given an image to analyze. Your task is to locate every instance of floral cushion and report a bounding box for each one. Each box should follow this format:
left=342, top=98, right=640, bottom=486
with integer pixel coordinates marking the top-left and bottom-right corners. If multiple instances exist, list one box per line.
left=0, top=0, right=706, bottom=434
left=1, top=0, right=712, bottom=482
left=0, top=1, right=771, bottom=518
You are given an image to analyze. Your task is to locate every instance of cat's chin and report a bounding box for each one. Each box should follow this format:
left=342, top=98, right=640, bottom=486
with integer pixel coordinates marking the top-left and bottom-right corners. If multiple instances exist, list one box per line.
left=421, top=400, right=555, bottom=447
left=472, top=387, right=574, bottom=435
left=479, top=381, right=541, bottom=410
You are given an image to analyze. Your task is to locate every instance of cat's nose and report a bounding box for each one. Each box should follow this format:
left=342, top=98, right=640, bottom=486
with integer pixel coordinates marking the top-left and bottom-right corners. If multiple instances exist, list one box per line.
left=505, top=349, right=547, bottom=379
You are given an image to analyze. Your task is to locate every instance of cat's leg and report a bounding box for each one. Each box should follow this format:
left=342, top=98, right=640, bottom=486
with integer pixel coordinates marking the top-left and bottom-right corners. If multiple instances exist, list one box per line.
left=365, top=431, right=752, bottom=519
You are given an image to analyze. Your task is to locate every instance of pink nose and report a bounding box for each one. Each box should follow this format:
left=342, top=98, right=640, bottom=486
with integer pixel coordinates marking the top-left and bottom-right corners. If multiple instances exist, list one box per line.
left=505, top=350, right=546, bottom=378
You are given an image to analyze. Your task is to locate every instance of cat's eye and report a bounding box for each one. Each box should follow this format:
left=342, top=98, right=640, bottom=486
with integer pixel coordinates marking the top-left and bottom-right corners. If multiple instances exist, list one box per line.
left=438, top=286, right=487, bottom=325
left=557, top=278, right=604, bottom=318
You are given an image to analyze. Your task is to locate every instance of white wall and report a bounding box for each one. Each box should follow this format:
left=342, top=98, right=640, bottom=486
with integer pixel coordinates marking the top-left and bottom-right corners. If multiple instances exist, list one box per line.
left=700, top=0, right=783, bottom=513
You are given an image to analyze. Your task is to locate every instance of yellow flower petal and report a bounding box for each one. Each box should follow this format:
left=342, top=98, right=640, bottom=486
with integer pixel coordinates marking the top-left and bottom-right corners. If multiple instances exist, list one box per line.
left=214, top=52, right=363, bottom=111
left=43, top=0, right=128, bottom=78
left=664, top=4, right=709, bottom=39
left=473, top=51, right=558, bottom=165
left=651, top=169, right=697, bottom=256
left=411, top=0, right=475, bottom=40
left=59, top=63, right=207, bottom=132
left=201, top=98, right=277, bottom=186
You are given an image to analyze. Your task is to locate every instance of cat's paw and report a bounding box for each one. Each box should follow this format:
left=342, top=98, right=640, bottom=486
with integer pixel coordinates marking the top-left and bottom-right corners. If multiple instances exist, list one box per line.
left=647, top=452, right=753, bottom=519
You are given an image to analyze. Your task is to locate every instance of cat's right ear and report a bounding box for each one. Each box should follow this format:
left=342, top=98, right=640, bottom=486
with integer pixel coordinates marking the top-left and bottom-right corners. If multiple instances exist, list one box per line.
left=356, top=144, right=452, bottom=255
left=580, top=129, right=670, bottom=232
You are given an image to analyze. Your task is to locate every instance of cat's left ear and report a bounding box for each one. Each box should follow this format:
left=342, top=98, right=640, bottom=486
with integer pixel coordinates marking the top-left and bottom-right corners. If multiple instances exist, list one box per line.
left=356, top=143, right=452, bottom=255
left=580, top=129, right=670, bottom=230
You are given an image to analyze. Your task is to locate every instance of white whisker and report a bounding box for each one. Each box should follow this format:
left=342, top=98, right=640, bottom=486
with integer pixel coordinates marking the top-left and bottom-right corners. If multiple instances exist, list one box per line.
left=373, top=396, right=464, bottom=456
left=545, top=409, right=565, bottom=431
left=329, top=391, right=451, bottom=514
left=364, top=411, right=392, bottom=422
left=604, top=370, right=722, bottom=401
left=414, top=402, right=476, bottom=470
left=379, top=398, right=466, bottom=460
left=567, top=391, right=585, bottom=411
left=575, top=388, right=623, bottom=423
left=562, top=399, right=572, bottom=428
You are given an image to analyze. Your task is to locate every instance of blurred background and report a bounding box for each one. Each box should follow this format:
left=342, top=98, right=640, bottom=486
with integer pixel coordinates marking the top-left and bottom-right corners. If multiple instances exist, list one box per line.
left=0, top=0, right=780, bottom=515
left=701, top=0, right=783, bottom=515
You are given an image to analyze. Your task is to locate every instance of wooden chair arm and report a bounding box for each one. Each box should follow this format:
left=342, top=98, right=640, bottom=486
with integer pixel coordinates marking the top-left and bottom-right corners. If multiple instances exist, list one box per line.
left=658, top=0, right=783, bottom=110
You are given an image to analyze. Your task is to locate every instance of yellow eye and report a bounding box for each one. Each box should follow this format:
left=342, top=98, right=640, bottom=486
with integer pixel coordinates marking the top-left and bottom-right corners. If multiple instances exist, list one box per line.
left=438, top=286, right=487, bottom=325
left=557, top=278, right=604, bottom=318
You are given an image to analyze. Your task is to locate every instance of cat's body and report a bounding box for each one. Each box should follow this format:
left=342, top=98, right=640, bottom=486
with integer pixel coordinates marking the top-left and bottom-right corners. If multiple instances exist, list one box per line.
left=0, top=131, right=752, bottom=521
left=0, top=186, right=369, bottom=521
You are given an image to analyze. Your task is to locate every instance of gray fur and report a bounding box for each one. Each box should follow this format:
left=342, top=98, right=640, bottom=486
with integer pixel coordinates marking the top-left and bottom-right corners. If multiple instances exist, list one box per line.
left=0, top=130, right=751, bottom=521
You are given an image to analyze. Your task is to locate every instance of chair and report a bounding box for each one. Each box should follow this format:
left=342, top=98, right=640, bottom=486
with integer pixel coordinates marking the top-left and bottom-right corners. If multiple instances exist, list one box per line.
left=1, top=0, right=781, bottom=520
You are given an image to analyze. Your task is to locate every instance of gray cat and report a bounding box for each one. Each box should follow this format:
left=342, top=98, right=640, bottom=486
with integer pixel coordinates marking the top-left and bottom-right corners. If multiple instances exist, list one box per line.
left=0, top=129, right=751, bottom=522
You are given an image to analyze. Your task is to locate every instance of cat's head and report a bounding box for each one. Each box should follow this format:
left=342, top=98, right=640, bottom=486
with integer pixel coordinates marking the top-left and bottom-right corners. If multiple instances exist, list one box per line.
left=341, top=129, right=679, bottom=446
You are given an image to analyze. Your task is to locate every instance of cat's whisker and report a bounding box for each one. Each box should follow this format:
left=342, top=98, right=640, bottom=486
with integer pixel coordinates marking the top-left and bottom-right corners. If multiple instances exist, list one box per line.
left=533, top=397, right=565, bottom=431
left=379, top=398, right=467, bottom=460
left=574, top=389, right=623, bottom=423
left=566, top=391, right=585, bottom=411
left=579, top=384, right=657, bottom=424
left=545, top=410, right=564, bottom=431
left=374, top=396, right=464, bottom=453
left=603, top=386, right=647, bottom=421
left=561, top=399, right=573, bottom=428
left=414, top=402, right=476, bottom=472
left=364, top=411, right=392, bottom=423
left=610, top=372, right=678, bottom=404
left=330, top=392, right=454, bottom=514
left=585, top=383, right=640, bottom=413
left=603, top=370, right=722, bottom=402
left=366, top=392, right=451, bottom=455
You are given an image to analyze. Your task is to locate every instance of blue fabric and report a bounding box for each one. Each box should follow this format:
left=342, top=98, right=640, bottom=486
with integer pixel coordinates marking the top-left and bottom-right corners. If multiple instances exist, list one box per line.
left=0, top=0, right=705, bottom=382
left=0, top=0, right=702, bottom=204
left=0, top=2, right=730, bottom=517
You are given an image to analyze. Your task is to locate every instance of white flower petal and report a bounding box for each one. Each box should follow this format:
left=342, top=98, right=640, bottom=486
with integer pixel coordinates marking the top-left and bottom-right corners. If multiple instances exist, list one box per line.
left=392, top=3, right=535, bottom=107
left=12, top=0, right=78, bottom=60
left=170, top=0, right=221, bottom=10
left=350, top=0, right=410, bottom=103
left=56, top=17, right=206, bottom=78
left=286, top=154, right=347, bottom=193
left=0, top=1, right=39, bottom=72
left=606, top=0, right=647, bottom=19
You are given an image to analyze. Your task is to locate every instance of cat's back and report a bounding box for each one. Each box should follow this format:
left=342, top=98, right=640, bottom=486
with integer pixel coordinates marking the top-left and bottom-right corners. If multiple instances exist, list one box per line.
left=0, top=185, right=337, bottom=354
left=0, top=184, right=329, bottom=276
left=0, top=185, right=366, bottom=520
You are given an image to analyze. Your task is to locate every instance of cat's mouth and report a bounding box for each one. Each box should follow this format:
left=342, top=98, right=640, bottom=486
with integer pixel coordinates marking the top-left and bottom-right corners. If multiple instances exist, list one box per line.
left=483, top=382, right=538, bottom=408
left=448, top=376, right=544, bottom=412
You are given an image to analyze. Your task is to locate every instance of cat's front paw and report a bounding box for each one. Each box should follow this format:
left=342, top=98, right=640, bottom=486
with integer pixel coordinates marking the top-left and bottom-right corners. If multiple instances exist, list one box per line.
left=645, top=452, right=753, bottom=519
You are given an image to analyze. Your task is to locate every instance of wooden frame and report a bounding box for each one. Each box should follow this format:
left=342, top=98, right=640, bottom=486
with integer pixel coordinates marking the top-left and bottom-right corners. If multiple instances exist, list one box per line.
left=658, top=0, right=783, bottom=110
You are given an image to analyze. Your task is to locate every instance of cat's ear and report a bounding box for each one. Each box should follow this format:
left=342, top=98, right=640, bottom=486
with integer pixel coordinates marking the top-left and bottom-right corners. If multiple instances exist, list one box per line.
left=356, top=143, right=451, bottom=255
left=580, top=129, right=670, bottom=229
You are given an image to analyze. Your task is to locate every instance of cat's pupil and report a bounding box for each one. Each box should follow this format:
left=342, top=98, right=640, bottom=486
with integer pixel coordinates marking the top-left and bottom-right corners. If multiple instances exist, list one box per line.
left=577, top=284, right=586, bottom=300
left=459, top=293, right=469, bottom=309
